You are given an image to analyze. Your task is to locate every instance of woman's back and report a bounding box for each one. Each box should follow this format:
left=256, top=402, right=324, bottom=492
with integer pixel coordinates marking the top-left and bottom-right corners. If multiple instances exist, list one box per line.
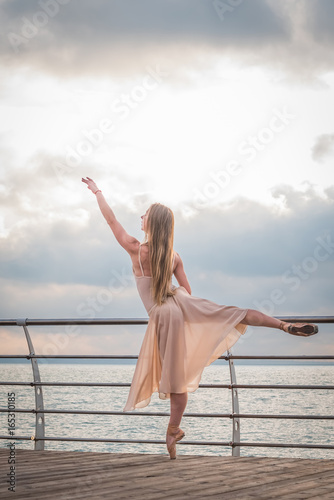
left=132, top=243, right=152, bottom=278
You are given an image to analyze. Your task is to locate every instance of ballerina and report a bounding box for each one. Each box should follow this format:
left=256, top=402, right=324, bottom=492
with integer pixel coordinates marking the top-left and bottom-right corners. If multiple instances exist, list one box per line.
left=81, top=176, right=318, bottom=459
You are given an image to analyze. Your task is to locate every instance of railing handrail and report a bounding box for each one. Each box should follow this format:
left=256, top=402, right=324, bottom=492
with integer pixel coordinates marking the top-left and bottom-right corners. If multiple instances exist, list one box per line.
left=1, top=316, right=333, bottom=456
left=0, top=316, right=333, bottom=326
left=2, top=354, right=334, bottom=359
left=1, top=408, right=334, bottom=419
left=1, top=381, right=334, bottom=389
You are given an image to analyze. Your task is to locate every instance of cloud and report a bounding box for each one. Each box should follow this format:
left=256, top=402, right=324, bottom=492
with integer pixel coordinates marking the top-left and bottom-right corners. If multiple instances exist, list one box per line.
left=311, top=133, right=334, bottom=162
left=0, top=0, right=332, bottom=81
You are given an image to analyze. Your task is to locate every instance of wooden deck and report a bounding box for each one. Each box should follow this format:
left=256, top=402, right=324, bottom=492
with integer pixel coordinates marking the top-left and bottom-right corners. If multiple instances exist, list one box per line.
left=1, top=448, right=334, bottom=499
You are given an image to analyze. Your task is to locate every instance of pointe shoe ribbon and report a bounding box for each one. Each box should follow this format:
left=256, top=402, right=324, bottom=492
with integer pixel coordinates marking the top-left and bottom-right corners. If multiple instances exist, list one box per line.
left=279, top=321, right=318, bottom=336
left=166, top=424, right=185, bottom=460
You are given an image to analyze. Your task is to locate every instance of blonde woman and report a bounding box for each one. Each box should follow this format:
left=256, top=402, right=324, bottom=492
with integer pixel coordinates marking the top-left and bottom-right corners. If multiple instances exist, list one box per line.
left=82, top=177, right=318, bottom=460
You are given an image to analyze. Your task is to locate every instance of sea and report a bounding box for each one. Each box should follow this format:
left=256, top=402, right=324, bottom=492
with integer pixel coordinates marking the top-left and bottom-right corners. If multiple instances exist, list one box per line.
left=1, top=362, right=333, bottom=459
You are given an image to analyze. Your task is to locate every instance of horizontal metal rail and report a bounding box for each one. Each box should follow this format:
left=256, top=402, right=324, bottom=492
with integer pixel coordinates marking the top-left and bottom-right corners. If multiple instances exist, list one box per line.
left=0, top=318, right=150, bottom=326
left=1, top=381, right=333, bottom=389
left=235, top=442, right=334, bottom=450
left=0, top=408, right=333, bottom=419
left=0, top=435, right=333, bottom=450
left=1, top=354, right=334, bottom=360
left=1, top=316, right=333, bottom=326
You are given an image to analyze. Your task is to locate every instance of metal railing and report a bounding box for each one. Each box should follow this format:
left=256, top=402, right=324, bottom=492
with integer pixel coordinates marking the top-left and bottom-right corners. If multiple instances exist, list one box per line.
left=0, top=316, right=333, bottom=456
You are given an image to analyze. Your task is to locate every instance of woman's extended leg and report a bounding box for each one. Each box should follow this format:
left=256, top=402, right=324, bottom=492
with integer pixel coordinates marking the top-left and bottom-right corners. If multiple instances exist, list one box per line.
left=166, top=392, right=188, bottom=459
left=240, top=309, right=281, bottom=329
left=240, top=309, right=318, bottom=336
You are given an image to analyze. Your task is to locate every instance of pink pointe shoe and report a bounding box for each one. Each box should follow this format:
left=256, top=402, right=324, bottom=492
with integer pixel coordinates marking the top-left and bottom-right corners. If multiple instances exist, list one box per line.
left=279, top=321, right=318, bottom=336
left=166, top=424, right=185, bottom=460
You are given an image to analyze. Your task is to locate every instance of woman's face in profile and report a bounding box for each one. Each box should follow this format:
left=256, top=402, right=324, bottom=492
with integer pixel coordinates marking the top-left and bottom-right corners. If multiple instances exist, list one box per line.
left=141, top=209, right=149, bottom=232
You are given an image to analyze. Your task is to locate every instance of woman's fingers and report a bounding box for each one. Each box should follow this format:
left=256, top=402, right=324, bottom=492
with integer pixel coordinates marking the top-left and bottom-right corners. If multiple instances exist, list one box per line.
left=81, top=177, right=98, bottom=193
left=81, top=177, right=96, bottom=187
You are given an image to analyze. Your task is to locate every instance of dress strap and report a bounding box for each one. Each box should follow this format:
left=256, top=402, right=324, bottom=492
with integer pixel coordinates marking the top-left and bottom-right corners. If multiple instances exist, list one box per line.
left=138, top=244, right=145, bottom=277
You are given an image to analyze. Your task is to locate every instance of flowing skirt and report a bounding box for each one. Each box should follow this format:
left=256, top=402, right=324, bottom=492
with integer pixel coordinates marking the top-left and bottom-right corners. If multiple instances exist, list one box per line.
left=123, top=286, right=248, bottom=411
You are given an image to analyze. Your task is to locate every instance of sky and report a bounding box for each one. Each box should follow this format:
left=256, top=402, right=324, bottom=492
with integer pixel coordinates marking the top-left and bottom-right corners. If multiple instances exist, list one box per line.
left=0, top=0, right=333, bottom=360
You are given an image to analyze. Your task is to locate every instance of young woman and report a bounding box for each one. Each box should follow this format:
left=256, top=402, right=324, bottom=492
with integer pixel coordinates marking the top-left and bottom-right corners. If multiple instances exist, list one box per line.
left=82, top=177, right=318, bottom=459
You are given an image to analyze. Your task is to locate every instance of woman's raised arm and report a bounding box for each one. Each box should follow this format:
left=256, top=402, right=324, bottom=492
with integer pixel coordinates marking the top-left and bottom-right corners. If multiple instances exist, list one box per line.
left=82, top=177, right=139, bottom=254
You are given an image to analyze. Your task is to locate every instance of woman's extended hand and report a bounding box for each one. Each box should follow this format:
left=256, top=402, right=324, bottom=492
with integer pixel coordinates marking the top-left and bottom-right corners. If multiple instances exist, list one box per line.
left=82, top=177, right=99, bottom=194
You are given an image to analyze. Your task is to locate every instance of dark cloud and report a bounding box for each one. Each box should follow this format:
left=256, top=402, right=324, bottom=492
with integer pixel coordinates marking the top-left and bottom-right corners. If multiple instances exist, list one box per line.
left=176, top=184, right=334, bottom=277
left=1, top=0, right=327, bottom=80
left=304, top=0, right=334, bottom=43
left=311, top=133, right=334, bottom=162
left=2, top=0, right=289, bottom=45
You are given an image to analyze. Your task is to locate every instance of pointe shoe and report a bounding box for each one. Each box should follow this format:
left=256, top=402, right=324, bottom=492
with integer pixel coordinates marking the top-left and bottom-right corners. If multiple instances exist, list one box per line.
left=166, top=424, right=185, bottom=460
left=279, top=321, right=318, bottom=336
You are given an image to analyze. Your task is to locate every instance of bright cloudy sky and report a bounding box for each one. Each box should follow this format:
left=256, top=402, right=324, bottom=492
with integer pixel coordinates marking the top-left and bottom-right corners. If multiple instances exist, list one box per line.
left=0, top=0, right=333, bottom=358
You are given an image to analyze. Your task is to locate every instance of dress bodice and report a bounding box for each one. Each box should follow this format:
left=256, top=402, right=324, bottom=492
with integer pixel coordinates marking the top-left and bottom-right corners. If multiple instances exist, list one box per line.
left=134, top=274, right=155, bottom=315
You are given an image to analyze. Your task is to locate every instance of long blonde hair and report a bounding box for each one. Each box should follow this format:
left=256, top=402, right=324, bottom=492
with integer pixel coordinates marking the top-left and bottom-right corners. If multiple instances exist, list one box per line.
left=145, top=203, right=175, bottom=306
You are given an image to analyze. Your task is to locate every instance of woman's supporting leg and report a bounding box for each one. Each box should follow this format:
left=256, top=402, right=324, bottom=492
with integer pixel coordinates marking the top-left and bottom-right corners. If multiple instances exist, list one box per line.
left=166, top=392, right=188, bottom=459
left=169, top=392, right=188, bottom=427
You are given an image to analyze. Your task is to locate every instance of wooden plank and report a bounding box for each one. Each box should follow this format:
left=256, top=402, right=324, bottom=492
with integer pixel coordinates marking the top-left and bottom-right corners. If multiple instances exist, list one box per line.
left=220, top=470, right=334, bottom=499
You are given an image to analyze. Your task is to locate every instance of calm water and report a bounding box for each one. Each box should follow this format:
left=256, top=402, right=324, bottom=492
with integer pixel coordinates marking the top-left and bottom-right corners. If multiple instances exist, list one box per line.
left=1, top=363, right=333, bottom=459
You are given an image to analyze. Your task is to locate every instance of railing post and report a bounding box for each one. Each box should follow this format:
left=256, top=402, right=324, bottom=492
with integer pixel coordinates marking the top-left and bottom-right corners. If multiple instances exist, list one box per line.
left=227, top=349, right=240, bottom=457
left=17, top=318, right=45, bottom=450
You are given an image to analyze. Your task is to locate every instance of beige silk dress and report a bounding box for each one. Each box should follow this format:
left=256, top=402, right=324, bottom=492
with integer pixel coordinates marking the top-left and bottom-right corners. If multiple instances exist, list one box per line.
left=123, top=245, right=248, bottom=411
